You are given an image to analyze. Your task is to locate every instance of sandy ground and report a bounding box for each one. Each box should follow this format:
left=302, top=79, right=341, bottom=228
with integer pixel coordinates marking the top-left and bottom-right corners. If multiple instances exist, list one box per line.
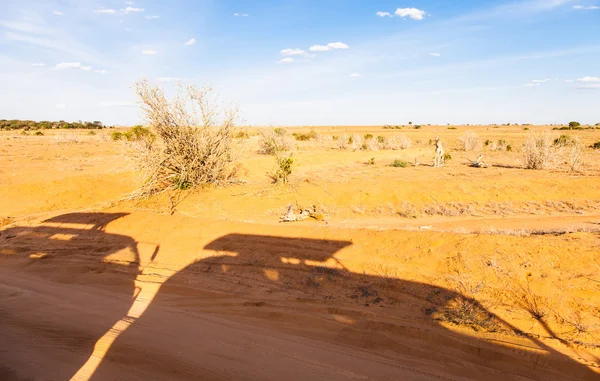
left=1, top=126, right=600, bottom=380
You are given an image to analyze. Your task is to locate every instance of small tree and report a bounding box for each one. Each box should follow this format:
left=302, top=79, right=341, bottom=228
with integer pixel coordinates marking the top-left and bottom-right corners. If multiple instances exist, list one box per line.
left=568, top=121, right=581, bottom=129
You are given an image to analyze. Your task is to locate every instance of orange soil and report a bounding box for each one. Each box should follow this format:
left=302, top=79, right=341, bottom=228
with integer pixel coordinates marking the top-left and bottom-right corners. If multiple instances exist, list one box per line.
left=1, top=126, right=600, bottom=380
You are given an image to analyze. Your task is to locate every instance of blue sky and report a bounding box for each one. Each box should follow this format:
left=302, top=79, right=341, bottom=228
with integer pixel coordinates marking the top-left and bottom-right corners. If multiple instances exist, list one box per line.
left=1, top=0, right=599, bottom=125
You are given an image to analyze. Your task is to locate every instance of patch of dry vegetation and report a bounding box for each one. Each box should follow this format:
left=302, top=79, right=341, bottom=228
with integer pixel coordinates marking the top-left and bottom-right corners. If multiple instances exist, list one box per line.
left=131, top=79, right=240, bottom=197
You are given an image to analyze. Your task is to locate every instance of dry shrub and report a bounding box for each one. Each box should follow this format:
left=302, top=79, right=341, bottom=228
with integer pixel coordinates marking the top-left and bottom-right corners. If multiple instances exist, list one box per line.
left=459, top=131, right=481, bottom=151
left=259, top=128, right=293, bottom=155
left=132, top=79, right=240, bottom=196
left=382, top=134, right=412, bottom=150
left=337, top=134, right=363, bottom=150
left=521, top=131, right=560, bottom=170
left=396, top=202, right=419, bottom=218
left=434, top=274, right=500, bottom=331
left=567, top=136, right=585, bottom=171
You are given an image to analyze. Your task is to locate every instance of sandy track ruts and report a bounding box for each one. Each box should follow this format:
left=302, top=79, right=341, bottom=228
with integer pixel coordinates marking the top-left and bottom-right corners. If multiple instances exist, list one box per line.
left=1, top=270, right=461, bottom=381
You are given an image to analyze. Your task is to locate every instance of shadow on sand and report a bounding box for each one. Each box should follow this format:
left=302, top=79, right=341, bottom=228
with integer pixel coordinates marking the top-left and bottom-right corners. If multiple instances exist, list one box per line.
left=0, top=213, right=598, bottom=380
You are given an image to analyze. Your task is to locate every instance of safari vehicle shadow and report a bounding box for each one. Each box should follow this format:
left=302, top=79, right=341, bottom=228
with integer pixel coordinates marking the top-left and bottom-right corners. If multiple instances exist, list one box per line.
left=95, top=233, right=598, bottom=380
left=1, top=213, right=598, bottom=380
left=0, top=213, right=141, bottom=381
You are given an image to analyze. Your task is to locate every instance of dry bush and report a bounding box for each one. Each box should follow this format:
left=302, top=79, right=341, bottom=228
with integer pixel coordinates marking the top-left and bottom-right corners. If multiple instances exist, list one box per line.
left=459, top=131, right=481, bottom=151
left=337, top=134, right=363, bottom=150
left=567, top=136, right=585, bottom=171
left=521, top=131, right=560, bottom=170
left=396, top=202, right=419, bottom=218
left=361, top=138, right=379, bottom=151
left=259, top=128, right=293, bottom=155
left=434, top=273, right=500, bottom=331
left=382, top=134, right=412, bottom=150
left=132, top=79, right=240, bottom=197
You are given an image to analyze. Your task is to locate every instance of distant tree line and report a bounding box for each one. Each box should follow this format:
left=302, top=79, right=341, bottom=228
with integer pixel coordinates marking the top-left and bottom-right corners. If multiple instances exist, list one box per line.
left=0, top=119, right=109, bottom=130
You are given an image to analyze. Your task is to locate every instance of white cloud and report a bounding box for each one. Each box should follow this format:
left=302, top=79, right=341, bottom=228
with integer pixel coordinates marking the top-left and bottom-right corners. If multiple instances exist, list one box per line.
left=309, top=42, right=349, bottom=52
left=573, top=5, right=600, bottom=9
left=32, top=63, right=46, bottom=67
left=430, top=52, right=441, bottom=57
left=145, top=15, right=160, bottom=20
left=56, top=104, right=66, bottom=109
left=52, top=10, right=64, bottom=16
left=575, top=83, right=600, bottom=89
left=125, top=1, right=133, bottom=4
left=350, top=73, right=361, bottom=77
left=184, top=38, right=196, bottom=46
left=234, top=13, right=249, bottom=17
left=158, top=77, right=180, bottom=82
left=524, top=83, right=537, bottom=87
left=142, top=49, right=157, bottom=55
left=576, top=76, right=600, bottom=82
left=277, top=57, right=294, bottom=64
left=94, top=69, right=107, bottom=74
left=395, top=7, right=427, bottom=20
left=280, top=48, right=309, bottom=57
left=564, top=79, right=574, bottom=83
left=95, top=8, right=117, bottom=14
left=122, top=7, right=144, bottom=14
left=376, top=11, right=393, bottom=17
left=531, top=78, right=550, bottom=83
left=56, top=62, right=92, bottom=71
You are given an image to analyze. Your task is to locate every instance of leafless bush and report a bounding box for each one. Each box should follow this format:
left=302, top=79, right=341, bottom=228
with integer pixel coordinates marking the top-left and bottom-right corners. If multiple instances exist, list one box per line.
left=459, top=131, right=481, bottom=151
left=132, top=79, right=240, bottom=197
left=567, top=136, right=585, bottom=171
left=337, top=133, right=363, bottom=150
left=521, top=131, right=560, bottom=170
left=382, top=134, right=412, bottom=150
left=259, top=128, right=293, bottom=155
left=396, top=202, right=419, bottom=218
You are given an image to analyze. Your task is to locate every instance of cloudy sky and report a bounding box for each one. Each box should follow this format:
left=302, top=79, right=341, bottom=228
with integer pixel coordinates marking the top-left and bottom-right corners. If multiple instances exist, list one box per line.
left=1, top=0, right=599, bottom=125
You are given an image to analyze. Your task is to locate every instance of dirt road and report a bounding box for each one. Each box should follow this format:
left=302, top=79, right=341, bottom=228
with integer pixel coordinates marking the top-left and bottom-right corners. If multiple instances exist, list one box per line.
left=1, top=270, right=460, bottom=381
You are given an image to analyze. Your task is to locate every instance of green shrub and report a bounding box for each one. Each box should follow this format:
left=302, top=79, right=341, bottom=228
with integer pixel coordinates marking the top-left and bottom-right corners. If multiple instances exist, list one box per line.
left=484, top=139, right=492, bottom=146
left=390, top=159, right=409, bottom=168
left=332, top=135, right=338, bottom=140
left=553, top=134, right=577, bottom=147
left=414, top=125, right=422, bottom=129
left=448, top=127, right=457, bottom=130
left=88, top=130, right=97, bottom=136
left=364, top=133, right=373, bottom=140
left=127, top=125, right=154, bottom=142
left=443, top=153, right=452, bottom=161
left=377, top=136, right=385, bottom=144
left=111, top=131, right=123, bottom=141
left=367, top=157, right=375, bottom=165
left=506, top=144, right=512, bottom=152
left=269, top=154, right=294, bottom=183
left=34, top=131, right=44, bottom=136
left=274, top=127, right=286, bottom=136
left=523, top=127, right=529, bottom=131
left=292, top=130, right=317, bottom=141
left=235, top=130, right=249, bottom=139
left=569, top=121, right=581, bottom=129
left=591, top=142, right=600, bottom=150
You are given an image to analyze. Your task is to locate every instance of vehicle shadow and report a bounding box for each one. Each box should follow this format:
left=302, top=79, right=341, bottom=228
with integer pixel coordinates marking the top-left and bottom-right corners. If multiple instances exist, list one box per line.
left=95, top=233, right=598, bottom=380
left=1, top=214, right=598, bottom=380
left=0, top=213, right=141, bottom=381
